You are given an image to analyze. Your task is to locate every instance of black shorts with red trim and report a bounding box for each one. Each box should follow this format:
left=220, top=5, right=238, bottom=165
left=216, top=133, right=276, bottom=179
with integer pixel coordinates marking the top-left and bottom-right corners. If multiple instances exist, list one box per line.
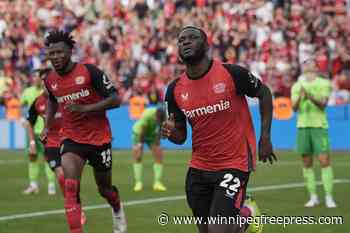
left=45, top=147, right=61, bottom=171
left=185, top=167, right=249, bottom=220
left=60, top=139, right=112, bottom=172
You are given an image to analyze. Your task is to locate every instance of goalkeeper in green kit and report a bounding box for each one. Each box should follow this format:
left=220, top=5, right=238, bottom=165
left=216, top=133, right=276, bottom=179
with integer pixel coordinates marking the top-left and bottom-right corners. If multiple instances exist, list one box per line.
left=131, top=107, right=167, bottom=192
left=291, top=59, right=336, bottom=208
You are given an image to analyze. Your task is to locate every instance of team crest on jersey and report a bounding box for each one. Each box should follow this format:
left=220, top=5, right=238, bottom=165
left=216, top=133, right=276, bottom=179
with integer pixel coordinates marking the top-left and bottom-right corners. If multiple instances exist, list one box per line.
left=213, top=83, right=226, bottom=94
left=181, top=92, right=189, bottom=101
left=75, top=76, right=85, bottom=85
left=51, top=83, right=57, bottom=90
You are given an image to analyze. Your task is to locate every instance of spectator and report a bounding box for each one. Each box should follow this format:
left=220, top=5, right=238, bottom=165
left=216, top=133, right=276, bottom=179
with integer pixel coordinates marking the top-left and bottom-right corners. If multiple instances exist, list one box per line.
left=0, top=0, right=349, bottom=107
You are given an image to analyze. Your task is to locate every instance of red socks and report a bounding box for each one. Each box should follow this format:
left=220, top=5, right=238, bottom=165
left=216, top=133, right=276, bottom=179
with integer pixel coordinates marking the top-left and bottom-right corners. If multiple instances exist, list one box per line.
left=58, top=174, right=65, bottom=195
left=240, top=206, right=252, bottom=218
left=104, top=186, right=121, bottom=212
left=64, top=179, right=82, bottom=233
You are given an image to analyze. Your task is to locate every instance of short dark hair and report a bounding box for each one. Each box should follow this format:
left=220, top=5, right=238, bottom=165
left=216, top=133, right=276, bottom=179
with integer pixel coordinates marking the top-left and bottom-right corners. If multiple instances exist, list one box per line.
left=45, top=29, right=75, bottom=49
left=179, top=26, right=208, bottom=42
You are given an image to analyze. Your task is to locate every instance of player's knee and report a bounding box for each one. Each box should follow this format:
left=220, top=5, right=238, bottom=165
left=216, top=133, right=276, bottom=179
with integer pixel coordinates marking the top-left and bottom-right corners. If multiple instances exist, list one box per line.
left=319, top=158, right=330, bottom=168
left=302, top=156, right=313, bottom=168
left=28, top=154, right=38, bottom=161
left=134, top=156, right=142, bottom=163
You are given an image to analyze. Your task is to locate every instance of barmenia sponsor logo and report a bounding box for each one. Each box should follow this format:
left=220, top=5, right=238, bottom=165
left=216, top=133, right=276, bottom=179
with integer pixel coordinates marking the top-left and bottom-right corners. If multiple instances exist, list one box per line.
left=57, top=89, right=90, bottom=103
left=182, top=100, right=230, bottom=118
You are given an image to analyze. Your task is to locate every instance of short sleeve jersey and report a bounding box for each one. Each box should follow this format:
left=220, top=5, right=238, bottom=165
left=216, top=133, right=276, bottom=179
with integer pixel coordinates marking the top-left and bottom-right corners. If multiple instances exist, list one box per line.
left=291, top=77, right=331, bottom=128
left=165, top=60, right=262, bottom=172
left=44, top=63, right=117, bottom=145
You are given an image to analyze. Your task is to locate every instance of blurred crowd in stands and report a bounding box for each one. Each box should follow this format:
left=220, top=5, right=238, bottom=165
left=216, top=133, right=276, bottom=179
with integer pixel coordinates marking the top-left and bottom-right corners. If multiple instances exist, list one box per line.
left=1, top=0, right=350, bottom=119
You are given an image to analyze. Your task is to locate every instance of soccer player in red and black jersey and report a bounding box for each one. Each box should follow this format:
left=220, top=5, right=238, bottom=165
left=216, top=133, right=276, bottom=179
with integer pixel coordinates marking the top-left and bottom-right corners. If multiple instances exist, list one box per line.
left=161, top=26, right=276, bottom=233
left=26, top=70, right=65, bottom=191
left=26, top=73, right=87, bottom=224
left=42, top=30, right=126, bottom=233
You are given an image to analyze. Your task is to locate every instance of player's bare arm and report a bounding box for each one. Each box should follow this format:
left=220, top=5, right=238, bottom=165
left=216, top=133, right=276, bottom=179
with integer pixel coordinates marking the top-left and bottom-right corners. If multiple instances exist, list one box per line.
left=257, top=83, right=277, bottom=164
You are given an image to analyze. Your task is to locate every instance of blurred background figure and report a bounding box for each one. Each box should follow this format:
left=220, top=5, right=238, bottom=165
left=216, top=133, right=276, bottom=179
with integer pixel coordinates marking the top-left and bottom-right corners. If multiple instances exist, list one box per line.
left=291, top=59, right=336, bottom=208
left=20, top=69, right=56, bottom=195
left=131, top=107, right=167, bottom=192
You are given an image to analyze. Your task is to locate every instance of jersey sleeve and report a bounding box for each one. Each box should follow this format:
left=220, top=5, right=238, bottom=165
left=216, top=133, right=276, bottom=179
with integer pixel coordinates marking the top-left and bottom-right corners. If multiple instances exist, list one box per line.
left=164, top=79, right=186, bottom=123
left=43, top=79, right=57, bottom=103
left=85, top=64, right=117, bottom=98
left=223, top=64, right=262, bottom=97
left=26, top=100, right=38, bottom=126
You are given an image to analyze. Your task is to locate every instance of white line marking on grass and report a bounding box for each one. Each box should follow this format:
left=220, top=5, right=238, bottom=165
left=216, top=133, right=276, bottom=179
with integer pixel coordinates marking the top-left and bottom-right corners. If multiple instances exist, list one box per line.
left=1, top=179, right=349, bottom=222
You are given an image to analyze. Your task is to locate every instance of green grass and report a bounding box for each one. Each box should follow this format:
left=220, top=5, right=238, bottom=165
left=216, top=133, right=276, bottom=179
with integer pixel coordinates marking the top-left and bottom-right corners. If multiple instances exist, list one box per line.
left=0, top=150, right=349, bottom=233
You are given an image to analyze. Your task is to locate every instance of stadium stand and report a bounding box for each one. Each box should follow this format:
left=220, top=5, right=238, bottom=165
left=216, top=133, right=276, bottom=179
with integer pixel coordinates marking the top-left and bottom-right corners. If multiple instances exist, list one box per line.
left=0, top=0, right=350, bottom=116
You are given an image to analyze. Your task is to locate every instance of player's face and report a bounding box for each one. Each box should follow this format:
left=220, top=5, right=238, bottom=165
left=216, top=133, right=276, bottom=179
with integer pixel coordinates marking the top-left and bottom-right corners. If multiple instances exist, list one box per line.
left=46, top=42, right=72, bottom=72
left=178, top=29, right=207, bottom=65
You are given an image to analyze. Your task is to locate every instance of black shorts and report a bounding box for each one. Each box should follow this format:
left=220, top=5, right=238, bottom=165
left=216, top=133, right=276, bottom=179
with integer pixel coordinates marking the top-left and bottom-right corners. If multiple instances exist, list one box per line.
left=185, top=167, right=249, bottom=219
left=45, top=147, right=61, bottom=171
left=60, top=139, right=112, bottom=172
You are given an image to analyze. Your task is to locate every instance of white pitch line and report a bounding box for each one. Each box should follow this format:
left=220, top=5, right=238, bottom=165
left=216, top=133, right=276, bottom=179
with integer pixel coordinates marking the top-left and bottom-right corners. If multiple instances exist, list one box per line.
left=0, top=179, right=349, bottom=222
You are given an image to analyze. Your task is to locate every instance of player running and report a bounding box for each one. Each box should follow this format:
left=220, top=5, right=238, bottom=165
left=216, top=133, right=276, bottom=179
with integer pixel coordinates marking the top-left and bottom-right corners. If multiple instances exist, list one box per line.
left=21, top=69, right=56, bottom=195
left=161, top=26, right=276, bottom=233
left=291, top=59, right=336, bottom=208
left=131, top=107, right=167, bottom=192
left=42, top=30, right=126, bottom=233
left=26, top=75, right=87, bottom=224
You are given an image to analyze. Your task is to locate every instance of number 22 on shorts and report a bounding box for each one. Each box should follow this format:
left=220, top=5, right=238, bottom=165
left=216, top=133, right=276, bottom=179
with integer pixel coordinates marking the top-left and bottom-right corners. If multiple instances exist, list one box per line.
left=219, top=173, right=241, bottom=197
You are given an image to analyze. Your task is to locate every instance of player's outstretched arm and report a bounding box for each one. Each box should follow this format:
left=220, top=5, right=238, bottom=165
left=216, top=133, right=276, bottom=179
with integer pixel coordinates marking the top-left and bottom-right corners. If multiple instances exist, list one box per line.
left=257, top=84, right=277, bottom=164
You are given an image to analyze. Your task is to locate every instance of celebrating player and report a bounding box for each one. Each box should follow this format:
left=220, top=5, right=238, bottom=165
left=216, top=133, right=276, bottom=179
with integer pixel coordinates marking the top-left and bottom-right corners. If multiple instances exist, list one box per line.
left=42, top=30, right=126, bottom=233
left=131, top=107, right=167, bottom=192
left=291, top=59, right=336, bottom=208
left=21, top=69, right=56, bottom=195
left=161, top=26, right=276, bottom=233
